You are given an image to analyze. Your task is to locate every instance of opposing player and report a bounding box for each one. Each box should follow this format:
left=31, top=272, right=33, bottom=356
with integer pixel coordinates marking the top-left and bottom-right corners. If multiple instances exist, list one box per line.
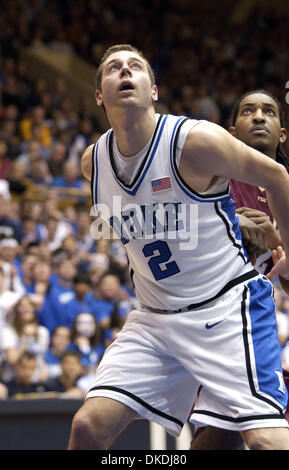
left=68, top=45, right=289, bottom=450
left=191, top=89, right=289, bottom=450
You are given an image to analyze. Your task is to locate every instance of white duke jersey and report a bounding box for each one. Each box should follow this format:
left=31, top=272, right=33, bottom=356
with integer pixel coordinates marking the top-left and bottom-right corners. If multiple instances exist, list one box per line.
left=91, top=113, right=253, bottom=311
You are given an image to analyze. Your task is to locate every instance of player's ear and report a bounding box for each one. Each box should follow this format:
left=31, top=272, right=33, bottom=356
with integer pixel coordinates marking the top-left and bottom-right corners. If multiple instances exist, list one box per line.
left=95, top=89, right=103, bottom=107
left=280, top=128, right=287, bottom=144
left=151, top=85, right=158, bottom=103
left=228, top=126, right=236, bottom=137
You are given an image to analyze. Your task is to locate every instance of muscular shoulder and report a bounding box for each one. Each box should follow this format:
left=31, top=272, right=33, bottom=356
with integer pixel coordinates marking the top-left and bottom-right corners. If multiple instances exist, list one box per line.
left=81, top=144, right=94, bottom=182
left=179, top=121, right=231, bottom=188
left=183, top=121, right=232, bottom=158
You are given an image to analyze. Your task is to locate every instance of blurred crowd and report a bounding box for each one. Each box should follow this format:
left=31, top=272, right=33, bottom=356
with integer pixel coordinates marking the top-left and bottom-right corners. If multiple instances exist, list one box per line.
left=0, top=0, right=289, bottom=400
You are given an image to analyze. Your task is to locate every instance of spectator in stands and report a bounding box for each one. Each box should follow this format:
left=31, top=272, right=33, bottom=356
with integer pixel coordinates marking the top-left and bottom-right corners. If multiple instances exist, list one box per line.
left=7, top=160, right=31, bottom=201
left=16, top=139, right=47, bottom=175
left=103, top=302, right=128, bottom=349
left=0, top=238, right=25, bottom=296
left=3, top=351, right=48, bottom=398
left=52, top=161, right=83, bottom=189
left=42, top=214, right=72, bottom=253
left=47, top=141, right=68, bottom=178
left=0, top=195, right=22, bottom=241
left=29, top=260, right=52, bottom=313
left=1, top=296, right=50, bottom=382
left=74, top=206, right=96, bottom=256
left=0, top=265, right=22, bottom=332
left=28, top=154, right=52, bottom=185
left=45, top=351, right=85, bottom=398
left=69, top=118, right=94, bottom=164
left=65, top=272, right=94, bottom=328
left=69, top=312, right=104, bottom=371
left=0, top=237, right=20, bottom=267
left=90, top=272, right=130, bottom=332
left=0, top=138, right=12, bottom=180
left=19, top=216, right=43, bottom=249
left=45, top=326, right=71, bottom=379
left=19, top=105, right=52, bottom=148
left=37, top=258, right=76, bottom=334
left=17, top=253, right=38, bottom=293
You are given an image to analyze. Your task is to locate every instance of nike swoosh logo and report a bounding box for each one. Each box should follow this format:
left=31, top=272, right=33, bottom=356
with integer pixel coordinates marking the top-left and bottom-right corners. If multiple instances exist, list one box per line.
left=205, top=320, right=224, bottom=329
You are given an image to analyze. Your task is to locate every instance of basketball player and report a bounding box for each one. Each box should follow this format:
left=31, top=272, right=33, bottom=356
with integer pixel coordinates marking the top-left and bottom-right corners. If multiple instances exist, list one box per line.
left=68, top=45, right=289, bottom=450
left=190, top=90, right=289, bottom=450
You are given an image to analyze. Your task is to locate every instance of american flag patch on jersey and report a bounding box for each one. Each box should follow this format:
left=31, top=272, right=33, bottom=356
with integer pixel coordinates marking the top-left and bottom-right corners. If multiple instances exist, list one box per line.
left=151, top=177, right=172, bottom=192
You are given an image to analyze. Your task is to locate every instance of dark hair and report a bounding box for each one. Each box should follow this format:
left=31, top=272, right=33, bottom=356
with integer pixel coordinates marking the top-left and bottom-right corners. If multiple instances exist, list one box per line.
left=17, top=351, right=37, bottom=364
left=95, top=44, right=155, bottom=89
left=73, top=272, right=91, bottom=286
left=230, top=89, right=289, bottom=172
left=60, top=350, right=82, bottom=363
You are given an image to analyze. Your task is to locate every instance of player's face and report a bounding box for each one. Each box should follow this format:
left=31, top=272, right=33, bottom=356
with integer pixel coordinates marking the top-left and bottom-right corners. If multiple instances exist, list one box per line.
left=229, top=93, right=287, bottom=156
left=95, top=50, right=158, bottom=111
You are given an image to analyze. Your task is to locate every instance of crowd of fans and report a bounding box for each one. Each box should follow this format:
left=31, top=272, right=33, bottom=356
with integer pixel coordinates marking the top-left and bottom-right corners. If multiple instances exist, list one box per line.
left=0, top=0, right=289, bottom=400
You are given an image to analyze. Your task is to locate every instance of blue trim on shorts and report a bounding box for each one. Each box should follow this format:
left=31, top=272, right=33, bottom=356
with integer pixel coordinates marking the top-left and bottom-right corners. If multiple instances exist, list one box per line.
left=248, top=278, right=288, bottom=409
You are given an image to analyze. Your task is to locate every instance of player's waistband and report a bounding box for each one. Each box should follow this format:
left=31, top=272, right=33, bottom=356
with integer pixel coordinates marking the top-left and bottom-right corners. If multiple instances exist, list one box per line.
left=140, top=268, right=260, bottom=314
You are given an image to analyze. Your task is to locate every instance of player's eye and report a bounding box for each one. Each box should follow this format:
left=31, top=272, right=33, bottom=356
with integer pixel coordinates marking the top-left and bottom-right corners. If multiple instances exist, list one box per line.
left=107, top=63, right=120, bottom=72
left=242, top=108, right=252, bottom=114
left=266, top=109, right=275, bottom=116
left=131, top=62, right=142, bottom=70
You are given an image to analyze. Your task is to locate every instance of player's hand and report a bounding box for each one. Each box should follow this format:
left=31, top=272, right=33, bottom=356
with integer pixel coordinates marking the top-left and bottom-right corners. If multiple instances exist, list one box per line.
left=237, top=213, right=268, bottom=257
left=267, top=246, right=289, bottom=281
left=236, top=207, right=281, bottom=249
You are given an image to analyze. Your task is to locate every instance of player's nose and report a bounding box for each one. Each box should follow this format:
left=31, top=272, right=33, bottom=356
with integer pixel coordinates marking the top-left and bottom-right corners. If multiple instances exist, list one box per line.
left=252, top=108, right=266, bottom=122
left=120, top=63, right=132, bottom=78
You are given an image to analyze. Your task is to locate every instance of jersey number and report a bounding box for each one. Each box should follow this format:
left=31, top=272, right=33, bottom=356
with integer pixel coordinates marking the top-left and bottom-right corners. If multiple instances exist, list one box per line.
left=142, top=240, right=180, bottom=281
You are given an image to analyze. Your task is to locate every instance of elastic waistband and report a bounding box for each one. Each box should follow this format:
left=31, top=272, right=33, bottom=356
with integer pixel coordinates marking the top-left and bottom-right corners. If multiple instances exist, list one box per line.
left=140, top=269, right=260, bottom=314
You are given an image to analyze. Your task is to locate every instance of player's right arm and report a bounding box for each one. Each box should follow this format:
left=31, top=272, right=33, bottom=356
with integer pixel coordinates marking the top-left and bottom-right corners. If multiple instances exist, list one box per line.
left=81, top=144, right=94, bottom=182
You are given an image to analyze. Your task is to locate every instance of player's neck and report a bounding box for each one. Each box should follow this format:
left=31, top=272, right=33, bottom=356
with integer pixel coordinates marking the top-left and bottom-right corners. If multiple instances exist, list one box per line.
left=108, top=107, right=156, bottom=157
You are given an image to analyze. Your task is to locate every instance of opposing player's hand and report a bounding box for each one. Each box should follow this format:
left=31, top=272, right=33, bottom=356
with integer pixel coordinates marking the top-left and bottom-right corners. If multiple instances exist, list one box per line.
left=237, top=213, right=268, bottom=257
left=236, top=207, right=281, bottom=249
left=267, top=246, right=289, bottom=281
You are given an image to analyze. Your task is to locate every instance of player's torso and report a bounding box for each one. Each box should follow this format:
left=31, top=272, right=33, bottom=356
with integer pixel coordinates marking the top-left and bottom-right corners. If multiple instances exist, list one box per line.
left=91, top=114, right=251, bottom=310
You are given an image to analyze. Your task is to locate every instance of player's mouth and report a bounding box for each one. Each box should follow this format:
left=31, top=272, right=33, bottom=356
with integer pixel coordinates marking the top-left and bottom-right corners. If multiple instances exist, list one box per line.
left=119, top=81, right=135, bottom=94
left=250, top=125, right=270, bottom=135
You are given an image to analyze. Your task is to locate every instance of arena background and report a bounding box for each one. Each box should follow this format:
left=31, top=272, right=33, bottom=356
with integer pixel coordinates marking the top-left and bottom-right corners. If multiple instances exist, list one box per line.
left=0, top=0, right=289, bottom=450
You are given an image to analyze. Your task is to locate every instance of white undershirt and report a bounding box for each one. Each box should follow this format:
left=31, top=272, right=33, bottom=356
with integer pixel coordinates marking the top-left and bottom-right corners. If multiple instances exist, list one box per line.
left=112, top=132, right=153, bottom=185
left=111, top=114, right=186, bottom=185
left=111, top=115, right=227, bottom=195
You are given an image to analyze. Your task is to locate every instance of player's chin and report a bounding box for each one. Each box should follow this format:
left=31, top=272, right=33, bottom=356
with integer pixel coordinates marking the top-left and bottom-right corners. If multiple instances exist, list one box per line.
left=248, top=136, right=271, bottom=152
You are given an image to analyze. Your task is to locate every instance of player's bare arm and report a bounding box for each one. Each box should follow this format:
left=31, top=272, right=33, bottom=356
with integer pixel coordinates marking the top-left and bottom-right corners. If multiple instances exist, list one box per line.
left=180, top=121, right=289, bottom=279
left=81, top=144, right=94, bottom=182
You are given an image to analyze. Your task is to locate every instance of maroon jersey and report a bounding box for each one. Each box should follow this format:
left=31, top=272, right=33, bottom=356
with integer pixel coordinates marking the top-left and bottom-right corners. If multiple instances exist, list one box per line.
left=229, top=179, right=274, bottom=275
left=229, top=179, right=273, bottom=222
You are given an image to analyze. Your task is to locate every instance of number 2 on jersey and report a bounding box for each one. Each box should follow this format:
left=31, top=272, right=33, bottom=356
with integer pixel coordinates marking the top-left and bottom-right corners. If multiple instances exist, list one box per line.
left=142, top=240, right=180, bottom=281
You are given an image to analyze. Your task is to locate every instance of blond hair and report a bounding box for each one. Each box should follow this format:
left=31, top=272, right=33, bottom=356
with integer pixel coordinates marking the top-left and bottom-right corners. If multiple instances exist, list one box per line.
left=95, top=44, right=155, bottom=89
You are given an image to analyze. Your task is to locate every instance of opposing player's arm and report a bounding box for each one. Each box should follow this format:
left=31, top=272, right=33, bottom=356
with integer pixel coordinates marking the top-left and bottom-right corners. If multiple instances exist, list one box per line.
left=81, top=144, right=94, bottom=182
left=181, top=122, right=289, bottom=278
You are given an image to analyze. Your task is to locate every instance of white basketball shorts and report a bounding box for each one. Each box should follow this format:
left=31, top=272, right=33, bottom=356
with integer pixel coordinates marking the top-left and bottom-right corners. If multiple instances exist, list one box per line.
left=86, top=273, right=288, bottom=436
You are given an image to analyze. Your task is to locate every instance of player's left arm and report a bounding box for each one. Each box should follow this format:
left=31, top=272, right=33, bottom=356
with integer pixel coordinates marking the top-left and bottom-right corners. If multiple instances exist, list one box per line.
left=181, top=122, right=289, bottom=280
left=80, top=144, right=94, bottom=182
